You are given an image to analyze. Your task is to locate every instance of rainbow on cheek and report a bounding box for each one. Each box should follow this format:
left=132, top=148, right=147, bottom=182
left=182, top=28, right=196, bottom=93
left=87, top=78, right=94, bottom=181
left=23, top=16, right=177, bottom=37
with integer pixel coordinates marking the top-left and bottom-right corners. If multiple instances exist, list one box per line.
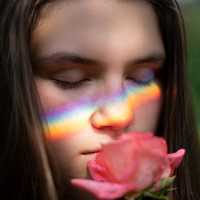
left=42, top=82, right=162, bottom=141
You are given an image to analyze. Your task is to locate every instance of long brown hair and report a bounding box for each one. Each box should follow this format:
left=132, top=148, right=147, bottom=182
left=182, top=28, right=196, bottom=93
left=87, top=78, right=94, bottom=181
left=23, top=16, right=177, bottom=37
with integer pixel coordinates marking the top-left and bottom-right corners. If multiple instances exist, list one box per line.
left=0, top=0, right=199, bottom=200
left=151, top=1, right=200, bottom=199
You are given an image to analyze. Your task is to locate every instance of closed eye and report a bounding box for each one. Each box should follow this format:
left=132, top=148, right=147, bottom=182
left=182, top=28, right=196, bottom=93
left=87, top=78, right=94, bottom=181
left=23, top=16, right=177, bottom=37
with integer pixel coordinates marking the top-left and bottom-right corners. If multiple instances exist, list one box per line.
left=51, top=78, right=91, bottom=90
left=126, top=68, right=156, bottom=86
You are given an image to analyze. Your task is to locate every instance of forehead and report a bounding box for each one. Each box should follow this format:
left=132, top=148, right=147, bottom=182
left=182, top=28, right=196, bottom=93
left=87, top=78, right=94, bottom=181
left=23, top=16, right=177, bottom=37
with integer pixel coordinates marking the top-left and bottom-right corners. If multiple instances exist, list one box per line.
left=32, top=0, right=165, bottom=64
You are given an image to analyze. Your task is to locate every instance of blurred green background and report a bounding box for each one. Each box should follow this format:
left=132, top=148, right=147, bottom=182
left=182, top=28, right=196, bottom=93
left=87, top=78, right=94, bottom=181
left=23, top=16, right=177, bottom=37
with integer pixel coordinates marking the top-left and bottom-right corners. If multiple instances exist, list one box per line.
left=181, top=1, right=200, bottom=130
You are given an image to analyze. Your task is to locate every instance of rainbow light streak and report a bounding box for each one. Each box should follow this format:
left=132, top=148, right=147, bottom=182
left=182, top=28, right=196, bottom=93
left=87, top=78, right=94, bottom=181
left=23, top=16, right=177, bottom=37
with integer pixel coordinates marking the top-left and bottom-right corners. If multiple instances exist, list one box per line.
left=43, top=82, right=161, bottom=140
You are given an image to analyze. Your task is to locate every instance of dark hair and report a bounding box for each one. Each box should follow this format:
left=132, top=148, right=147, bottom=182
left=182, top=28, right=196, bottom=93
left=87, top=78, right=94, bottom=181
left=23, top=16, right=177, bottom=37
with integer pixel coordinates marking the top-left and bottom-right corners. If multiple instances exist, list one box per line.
left=150, top=1, right=200, bottom=199
left=0, top=1, right=57, bottom=199
left=0, top=0, right=199, bottom=200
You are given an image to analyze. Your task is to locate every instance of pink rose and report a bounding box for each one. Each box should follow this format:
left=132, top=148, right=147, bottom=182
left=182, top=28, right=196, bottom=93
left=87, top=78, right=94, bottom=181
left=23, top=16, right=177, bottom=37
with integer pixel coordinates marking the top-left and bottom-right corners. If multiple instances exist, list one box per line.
left=71, top=132, right=185, bottom=200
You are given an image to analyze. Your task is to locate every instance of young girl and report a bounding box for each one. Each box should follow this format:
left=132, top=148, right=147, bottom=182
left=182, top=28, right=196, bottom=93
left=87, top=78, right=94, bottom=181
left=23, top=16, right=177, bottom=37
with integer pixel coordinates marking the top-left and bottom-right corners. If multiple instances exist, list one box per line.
left=0, top=0, right=200, bottom=200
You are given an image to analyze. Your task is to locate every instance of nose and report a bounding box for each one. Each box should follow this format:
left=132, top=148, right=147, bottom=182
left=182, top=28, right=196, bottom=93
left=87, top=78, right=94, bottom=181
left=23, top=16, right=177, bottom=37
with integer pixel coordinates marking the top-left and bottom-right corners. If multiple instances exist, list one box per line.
left=90, top=97, right=134, bottom=133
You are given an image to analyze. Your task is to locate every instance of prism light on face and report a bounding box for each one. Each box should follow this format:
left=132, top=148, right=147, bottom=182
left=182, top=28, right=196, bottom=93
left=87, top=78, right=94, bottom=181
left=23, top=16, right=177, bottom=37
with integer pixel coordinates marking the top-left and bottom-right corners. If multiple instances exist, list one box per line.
left=42, top=82, right=161, bottom=141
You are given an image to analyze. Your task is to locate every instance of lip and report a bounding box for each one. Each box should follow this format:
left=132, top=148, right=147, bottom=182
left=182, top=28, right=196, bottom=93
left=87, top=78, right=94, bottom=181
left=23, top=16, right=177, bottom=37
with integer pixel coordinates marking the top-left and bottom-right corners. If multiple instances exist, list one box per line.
left=81, top=148, right=102, bottom=155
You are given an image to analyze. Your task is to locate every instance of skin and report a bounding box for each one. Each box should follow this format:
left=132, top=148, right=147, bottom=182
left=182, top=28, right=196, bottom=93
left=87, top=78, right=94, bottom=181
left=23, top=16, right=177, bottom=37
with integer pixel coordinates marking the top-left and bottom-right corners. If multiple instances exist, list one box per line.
left=31, top=0, right=165, bottom=199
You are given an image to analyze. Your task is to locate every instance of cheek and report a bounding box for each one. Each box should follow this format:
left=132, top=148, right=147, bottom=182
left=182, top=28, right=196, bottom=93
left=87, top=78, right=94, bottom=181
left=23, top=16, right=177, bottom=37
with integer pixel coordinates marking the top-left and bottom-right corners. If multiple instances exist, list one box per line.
left=35, top=77, right=73, bottom=111
left=125, top=82, right=162, bottom=131
left=35, top=77, right=98, bottom=112
left=42, top=104, right=95, bottom=141
left=47, top=136, right=90, bottom=178
left=130, top=92, right=162, bottom=132
left=35, top=77, right=95, bottom=140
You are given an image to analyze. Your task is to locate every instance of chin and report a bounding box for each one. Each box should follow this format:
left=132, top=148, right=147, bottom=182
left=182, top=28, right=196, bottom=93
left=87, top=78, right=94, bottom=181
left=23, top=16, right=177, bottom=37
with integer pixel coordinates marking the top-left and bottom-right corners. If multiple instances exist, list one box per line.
left=68, top=153, right=97, bottom=179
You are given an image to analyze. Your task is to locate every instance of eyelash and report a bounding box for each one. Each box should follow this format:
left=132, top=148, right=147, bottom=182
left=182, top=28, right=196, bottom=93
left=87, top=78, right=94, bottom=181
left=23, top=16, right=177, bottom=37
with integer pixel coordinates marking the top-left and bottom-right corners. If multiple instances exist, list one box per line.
left=126, top=71, right=155, bottom=86
left=52, top=78, right=91, bottom=89
left=127, top=77, right=153, bottom=86
left=52, top=69, right=159, bottom=90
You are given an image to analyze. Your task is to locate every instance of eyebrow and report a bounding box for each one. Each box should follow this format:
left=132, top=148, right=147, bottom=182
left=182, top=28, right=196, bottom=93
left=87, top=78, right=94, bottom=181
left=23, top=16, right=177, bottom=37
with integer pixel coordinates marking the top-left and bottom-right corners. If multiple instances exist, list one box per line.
left=33, top=52, right=99, bottom=66
left=33, top=51, right=165, bottom=67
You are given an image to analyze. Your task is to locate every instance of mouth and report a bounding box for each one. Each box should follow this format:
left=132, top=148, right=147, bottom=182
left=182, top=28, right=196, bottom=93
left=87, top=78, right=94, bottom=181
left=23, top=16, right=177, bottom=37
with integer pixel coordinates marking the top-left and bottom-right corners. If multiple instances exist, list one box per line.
left=81, top=148, right=102, bottom=155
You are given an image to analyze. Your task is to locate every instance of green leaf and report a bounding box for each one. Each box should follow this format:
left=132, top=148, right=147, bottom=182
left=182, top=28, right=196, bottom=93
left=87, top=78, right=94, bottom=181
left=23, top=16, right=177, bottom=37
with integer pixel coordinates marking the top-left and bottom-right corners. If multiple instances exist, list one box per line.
left=124, top=191, right=141, bottom=200
left=159, top=177, right=175, bottom=190
left=124, top=177, right=175, bottom=200
left=143, top=191, right=169, bottom=200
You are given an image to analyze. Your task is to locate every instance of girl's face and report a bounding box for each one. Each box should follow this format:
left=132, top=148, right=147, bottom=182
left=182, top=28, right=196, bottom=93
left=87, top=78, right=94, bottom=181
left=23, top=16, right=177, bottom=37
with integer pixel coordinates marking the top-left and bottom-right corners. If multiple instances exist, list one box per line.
left=32, top=0, right=165, bottom=187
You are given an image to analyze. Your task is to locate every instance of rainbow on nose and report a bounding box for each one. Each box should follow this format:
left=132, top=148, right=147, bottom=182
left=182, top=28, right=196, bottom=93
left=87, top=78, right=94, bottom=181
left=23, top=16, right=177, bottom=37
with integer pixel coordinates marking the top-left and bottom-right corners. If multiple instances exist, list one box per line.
left=43, top=82, right=161, bottom=141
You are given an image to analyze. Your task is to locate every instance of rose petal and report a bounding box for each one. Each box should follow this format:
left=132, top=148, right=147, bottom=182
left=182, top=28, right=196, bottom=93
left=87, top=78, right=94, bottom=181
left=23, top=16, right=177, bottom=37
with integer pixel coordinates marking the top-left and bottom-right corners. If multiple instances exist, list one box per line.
left=88, top=159, right=111, bottom=182
left=168, top=149, right=186, bottom=174
left=132, top=150, right=169, bottom=190
left=72, top=133, right=186, bottom=200
left=119, top=132, right=153, bottom=141
left=120, top=133, right=167, bottom=156
left=160, top=164, right=171, bottom=179
left=92, top=138, right=138, bottom=182
left=71, top=179, right=134, bottom=200
left=89, top=133, right=171, bottom=187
